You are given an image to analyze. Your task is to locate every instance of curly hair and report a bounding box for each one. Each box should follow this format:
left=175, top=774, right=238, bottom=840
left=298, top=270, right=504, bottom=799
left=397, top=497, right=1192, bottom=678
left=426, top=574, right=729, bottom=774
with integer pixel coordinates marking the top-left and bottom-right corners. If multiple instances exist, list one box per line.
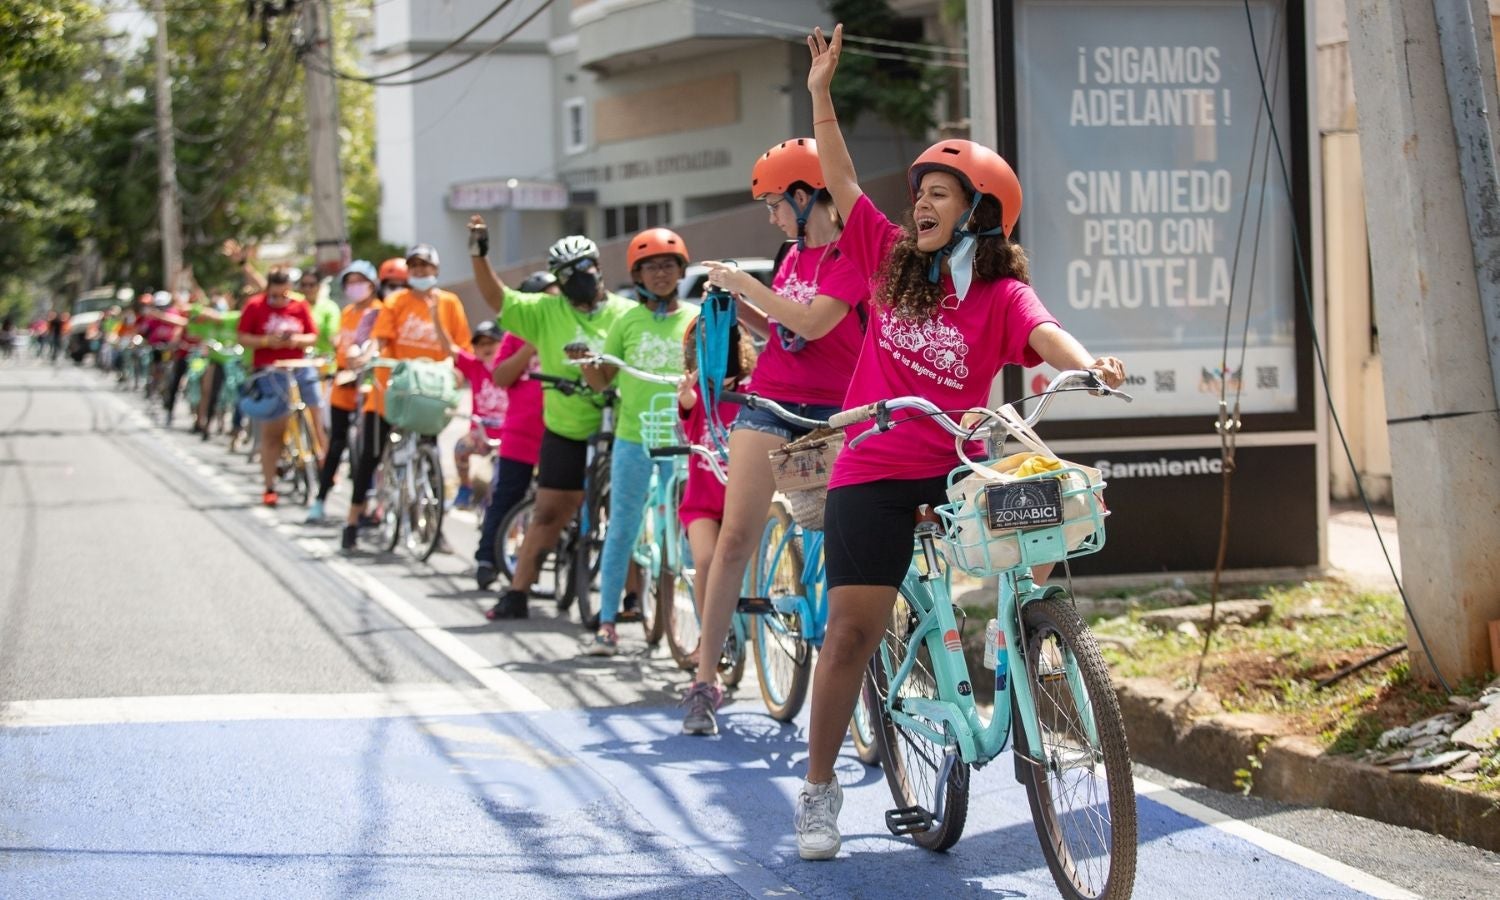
left=875, top=193, right=1030, bottom=321
left=683, top=319, right=757, bottom=381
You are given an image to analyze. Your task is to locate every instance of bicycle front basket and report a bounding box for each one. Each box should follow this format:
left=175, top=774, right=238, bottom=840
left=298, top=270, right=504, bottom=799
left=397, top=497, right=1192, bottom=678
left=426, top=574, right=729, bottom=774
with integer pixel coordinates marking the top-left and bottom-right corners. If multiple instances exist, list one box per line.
left=935, top=459, right=1108, bottom=577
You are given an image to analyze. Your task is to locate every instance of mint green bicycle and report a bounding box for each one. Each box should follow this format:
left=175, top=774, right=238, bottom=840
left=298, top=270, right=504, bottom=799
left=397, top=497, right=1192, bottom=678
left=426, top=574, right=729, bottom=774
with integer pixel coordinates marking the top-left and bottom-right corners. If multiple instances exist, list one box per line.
left=827, top=369, right=1135, bottom=899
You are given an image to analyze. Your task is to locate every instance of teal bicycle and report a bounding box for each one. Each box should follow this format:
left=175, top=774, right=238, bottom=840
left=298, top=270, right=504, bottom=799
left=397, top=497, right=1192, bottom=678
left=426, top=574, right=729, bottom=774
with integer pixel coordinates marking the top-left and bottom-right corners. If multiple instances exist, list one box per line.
left=822, top=370, right=1135, bottom=898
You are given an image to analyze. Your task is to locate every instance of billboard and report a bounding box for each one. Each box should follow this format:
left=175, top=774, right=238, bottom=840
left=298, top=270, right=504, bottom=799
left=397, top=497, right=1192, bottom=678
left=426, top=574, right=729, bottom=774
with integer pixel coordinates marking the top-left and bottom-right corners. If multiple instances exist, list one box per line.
left=1012, top=0, right=1297, bottom=421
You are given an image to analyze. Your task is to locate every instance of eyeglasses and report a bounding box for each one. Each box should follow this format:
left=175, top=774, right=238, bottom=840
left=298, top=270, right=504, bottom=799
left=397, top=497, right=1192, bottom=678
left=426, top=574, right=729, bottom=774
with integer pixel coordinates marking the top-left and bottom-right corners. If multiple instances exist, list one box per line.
left=554, top=257, right=597, bottom=281
left=637, top=259, right=680, bottom=275
left=763, top=197, right=786, bottom=214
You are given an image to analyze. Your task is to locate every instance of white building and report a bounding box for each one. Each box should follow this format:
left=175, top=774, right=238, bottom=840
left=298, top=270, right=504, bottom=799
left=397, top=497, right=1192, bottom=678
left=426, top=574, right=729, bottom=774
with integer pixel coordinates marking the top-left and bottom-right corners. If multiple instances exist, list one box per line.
left=372, top=0, right=943, bottom=289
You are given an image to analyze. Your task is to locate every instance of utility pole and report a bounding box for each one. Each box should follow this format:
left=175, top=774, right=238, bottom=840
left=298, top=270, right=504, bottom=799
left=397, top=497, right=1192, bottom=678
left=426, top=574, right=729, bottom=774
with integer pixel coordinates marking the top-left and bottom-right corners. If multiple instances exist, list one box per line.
left=1345, top=0, right=1500, bottom=682
left=153, top=0, right=185, bottom=291
left=299, top=0, right=348, bottom=276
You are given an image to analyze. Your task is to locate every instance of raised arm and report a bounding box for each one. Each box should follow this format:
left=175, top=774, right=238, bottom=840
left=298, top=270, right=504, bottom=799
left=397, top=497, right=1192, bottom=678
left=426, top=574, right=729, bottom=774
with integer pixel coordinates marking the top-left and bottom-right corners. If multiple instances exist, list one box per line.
left=492, top=342, right=535, bottom=388
left=807, top=25, right=863, bottom=224
left=468, top=215, right=508, bottom=313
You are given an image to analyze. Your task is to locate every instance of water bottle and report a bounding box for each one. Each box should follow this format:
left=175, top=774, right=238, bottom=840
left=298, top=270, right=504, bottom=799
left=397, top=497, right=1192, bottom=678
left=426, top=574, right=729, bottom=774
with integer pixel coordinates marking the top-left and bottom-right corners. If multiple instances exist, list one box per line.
left=983, top=618, right=1009, bottom=692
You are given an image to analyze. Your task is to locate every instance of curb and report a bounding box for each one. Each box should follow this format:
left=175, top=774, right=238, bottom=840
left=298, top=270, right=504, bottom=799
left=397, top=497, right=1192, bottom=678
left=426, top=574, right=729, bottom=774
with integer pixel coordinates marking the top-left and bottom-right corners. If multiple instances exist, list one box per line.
left=1116, top=677, right=1500, bottom=853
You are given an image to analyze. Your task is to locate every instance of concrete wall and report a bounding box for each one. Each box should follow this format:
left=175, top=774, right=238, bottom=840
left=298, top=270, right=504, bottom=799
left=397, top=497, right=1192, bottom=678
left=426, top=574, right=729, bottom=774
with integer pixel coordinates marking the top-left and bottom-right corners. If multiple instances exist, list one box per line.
left=1317, top=0, right=1391, bottom=503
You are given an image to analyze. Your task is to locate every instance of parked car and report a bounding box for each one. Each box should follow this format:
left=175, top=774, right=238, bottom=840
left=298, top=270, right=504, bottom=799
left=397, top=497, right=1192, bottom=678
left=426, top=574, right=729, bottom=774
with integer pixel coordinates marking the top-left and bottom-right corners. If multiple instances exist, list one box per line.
left=677, top=257, right=776, bottom=300
left=66, top=287, right=127, bottom=362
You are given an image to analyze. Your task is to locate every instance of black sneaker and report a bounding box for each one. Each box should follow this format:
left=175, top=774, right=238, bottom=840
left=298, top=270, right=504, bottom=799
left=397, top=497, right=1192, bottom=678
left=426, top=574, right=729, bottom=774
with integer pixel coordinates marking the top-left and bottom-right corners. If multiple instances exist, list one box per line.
left=475, top=563, right=497, bottom=591
left=341, top=525, right=358, bottom=552
left=486, top=590, right=529, bottom=621
left=616, top=592, right=642, bottom=623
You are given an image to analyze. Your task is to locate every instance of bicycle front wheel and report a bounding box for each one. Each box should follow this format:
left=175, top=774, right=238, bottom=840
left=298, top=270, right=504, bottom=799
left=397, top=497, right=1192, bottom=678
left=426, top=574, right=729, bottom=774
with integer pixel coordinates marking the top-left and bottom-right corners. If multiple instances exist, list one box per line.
left=666, top=564, right=700, bottom=670
left=750, top=501, right=810, bottom=722
left=407, top=443, right=445, bottom=561
left=1014, top=596, right=1136, bottom=900
left=374, top=446, right=403, bottom=552
left=869, top=584, right=969, bottom=852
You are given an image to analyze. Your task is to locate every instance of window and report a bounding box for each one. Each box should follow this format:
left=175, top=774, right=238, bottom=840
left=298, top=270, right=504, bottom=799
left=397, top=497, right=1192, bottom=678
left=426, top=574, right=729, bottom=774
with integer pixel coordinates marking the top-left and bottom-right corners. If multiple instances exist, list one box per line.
left=601, top=201, right=670, bottom=239
left=564, top=98, right=586, bottom=155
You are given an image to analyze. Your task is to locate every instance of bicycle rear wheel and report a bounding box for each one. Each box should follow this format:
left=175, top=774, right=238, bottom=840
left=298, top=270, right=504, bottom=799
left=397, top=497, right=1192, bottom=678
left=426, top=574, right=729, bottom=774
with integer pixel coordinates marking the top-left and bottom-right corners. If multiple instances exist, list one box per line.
left=850, top=674, right=881, bottom=766
left=868, top=584, right=969, bottom=851
left=1013, top=596, right=1136, bottom=900
left=750, top=501, right=811, bottom=722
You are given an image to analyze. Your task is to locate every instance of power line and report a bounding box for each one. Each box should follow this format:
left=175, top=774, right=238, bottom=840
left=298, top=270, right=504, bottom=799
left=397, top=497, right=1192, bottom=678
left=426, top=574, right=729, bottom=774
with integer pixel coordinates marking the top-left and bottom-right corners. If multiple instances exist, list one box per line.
left=303, top=0, right=553, bottom=88
left=317, top=0, right=523, bottom=83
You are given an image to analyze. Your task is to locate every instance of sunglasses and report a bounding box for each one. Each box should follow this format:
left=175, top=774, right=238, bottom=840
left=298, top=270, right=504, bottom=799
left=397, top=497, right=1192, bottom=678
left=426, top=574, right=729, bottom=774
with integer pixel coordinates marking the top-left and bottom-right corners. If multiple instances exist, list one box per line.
left=554, top=257, right=597, bottom=281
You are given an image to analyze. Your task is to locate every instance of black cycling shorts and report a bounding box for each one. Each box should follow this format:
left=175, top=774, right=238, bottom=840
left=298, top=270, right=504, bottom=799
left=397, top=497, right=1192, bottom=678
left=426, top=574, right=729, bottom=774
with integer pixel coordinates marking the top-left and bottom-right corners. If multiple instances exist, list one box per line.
left=536, top=428, right=590, bottom=491
left=824, top=476, right=949, bottom=589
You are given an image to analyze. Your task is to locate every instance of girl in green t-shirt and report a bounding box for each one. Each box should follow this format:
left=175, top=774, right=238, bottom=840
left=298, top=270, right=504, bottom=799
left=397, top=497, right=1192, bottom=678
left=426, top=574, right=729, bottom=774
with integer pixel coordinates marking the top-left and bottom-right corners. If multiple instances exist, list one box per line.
left=575, top=229, right=698, bottom=656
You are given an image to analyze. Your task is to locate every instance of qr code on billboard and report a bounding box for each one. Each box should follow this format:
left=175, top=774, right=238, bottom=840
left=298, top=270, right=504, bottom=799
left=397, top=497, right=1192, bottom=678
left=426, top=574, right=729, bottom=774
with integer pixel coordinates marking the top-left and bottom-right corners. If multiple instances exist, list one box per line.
left=1256, top=366, right=1279, bottom=390
left=1154, top=370, right=1176, bottom=393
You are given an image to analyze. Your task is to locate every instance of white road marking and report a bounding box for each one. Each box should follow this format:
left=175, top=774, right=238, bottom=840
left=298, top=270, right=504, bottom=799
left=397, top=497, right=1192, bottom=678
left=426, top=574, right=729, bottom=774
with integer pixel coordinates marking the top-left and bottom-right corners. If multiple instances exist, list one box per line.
left=1135, top=778, right=1420, bottom=899
left=103, top=387, right=550, bottom=715
left=0, top=687, right=526, bottom=728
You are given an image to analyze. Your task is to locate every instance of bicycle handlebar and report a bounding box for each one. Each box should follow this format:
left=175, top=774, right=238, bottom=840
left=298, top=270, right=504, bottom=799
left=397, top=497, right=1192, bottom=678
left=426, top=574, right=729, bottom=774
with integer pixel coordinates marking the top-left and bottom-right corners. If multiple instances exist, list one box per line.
left=717, top=390, right=831, bottom=430
left=836, top=369, right=1132, bottom=450
left=648, top=443, right=729, bottom=485
left=562, top=353, right=681, bottom=386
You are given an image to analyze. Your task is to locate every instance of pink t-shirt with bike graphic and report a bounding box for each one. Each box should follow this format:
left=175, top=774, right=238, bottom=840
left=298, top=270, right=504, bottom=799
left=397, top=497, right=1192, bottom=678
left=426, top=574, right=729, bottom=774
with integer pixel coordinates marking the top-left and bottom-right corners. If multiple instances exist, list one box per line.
left=453, top=349, right=510, bottom=442
left=829, top=194, right=1057, bottom=489
left=744, top=241, right=869, bottom=406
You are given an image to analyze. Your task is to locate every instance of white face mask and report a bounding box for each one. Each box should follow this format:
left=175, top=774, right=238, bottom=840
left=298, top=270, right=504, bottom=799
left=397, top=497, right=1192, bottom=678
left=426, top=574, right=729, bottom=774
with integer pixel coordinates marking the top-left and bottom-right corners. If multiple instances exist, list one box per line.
left=343, top=281, right=372, bottom=302
left=409, top=275, right=438, bottom=291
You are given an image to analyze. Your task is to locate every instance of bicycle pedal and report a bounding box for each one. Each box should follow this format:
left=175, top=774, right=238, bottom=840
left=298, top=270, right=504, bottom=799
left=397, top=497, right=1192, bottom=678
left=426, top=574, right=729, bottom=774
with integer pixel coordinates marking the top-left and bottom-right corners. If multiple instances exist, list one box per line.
left=737, top=596, right=774, bottom=615
left=885, top=806, right=933, bottom=836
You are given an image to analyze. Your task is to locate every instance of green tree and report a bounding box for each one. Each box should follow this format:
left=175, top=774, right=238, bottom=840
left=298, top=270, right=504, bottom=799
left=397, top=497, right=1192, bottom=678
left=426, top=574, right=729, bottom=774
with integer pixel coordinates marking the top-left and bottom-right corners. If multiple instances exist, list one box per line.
left=823, top=0, right=950, bottom=139
left=0, top=1, right=104, bottom=319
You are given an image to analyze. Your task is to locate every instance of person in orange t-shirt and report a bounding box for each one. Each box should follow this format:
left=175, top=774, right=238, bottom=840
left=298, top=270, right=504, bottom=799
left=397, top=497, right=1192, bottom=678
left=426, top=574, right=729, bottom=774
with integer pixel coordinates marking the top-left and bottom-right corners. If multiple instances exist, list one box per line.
left=310, top=260, right=384, bottom=525
left=341, top=243, right=472, bottom=549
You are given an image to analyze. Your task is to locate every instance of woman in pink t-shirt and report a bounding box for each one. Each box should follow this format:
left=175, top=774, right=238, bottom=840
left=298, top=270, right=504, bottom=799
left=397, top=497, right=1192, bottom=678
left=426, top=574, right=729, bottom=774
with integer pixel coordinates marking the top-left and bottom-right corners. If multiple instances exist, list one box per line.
left=675, top=317, right=757, bottom=663
left=679, top=138, right=871, bottom=735
left=785, top=26, right=1128, bottom=862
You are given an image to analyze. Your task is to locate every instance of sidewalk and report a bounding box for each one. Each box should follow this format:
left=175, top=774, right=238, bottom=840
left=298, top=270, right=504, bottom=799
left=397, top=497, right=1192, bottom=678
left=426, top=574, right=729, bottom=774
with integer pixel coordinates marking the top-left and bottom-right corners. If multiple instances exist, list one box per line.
left=1327, top=500, right=1402, bottom=590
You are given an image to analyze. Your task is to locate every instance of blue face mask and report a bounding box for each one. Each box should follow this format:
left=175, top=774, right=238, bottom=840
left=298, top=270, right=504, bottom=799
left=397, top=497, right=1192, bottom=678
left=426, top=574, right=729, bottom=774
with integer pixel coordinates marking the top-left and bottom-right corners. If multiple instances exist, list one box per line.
left=409, top=275, right=438, bottom=291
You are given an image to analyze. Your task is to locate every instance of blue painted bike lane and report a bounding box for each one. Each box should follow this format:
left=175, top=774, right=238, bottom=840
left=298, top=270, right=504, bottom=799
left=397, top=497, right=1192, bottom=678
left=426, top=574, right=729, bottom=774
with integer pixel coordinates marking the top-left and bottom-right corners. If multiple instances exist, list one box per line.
left=1, top=698, right=1409, bottom=899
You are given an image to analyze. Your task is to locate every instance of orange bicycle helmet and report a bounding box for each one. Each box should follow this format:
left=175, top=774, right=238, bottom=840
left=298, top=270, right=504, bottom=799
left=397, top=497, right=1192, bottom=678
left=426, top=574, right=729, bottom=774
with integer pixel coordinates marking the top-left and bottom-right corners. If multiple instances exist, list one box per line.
left=750, top=138, right=824, bottom=198
left=377, top=257, right=408, bottom=283
left=908, top=140, right=1023, bottom=238
left=626, top=228, right=689, bottom=272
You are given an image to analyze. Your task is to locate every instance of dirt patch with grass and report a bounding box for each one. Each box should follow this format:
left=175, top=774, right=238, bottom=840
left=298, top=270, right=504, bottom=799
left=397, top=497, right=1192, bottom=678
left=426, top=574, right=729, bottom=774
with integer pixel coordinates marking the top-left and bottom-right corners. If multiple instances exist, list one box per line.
left=1084, top=580, right=1500, bottom=795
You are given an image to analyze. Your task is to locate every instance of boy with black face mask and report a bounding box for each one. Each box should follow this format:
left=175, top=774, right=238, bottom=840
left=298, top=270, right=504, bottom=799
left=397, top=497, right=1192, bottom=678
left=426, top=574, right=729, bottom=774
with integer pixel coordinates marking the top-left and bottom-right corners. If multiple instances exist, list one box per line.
left=467, top=215, right=634, bottom=620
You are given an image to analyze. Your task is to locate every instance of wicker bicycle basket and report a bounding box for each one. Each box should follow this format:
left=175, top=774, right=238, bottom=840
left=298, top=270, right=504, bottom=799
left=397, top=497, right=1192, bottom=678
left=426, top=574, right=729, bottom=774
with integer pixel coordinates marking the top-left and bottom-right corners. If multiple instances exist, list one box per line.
left=767, top=427, right=844, bottom=531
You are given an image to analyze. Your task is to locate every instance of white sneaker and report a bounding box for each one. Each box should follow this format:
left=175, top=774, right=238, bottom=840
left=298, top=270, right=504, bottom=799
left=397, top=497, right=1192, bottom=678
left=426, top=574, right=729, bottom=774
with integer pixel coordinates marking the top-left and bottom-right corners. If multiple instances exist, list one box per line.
left=794, top=778, right=843, bottom=860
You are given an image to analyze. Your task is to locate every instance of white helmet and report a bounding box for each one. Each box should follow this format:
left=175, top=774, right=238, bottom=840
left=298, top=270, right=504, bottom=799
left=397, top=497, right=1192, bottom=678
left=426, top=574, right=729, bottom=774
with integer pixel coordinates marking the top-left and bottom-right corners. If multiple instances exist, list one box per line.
left=152, top=290, right=173, bottom=307
left=547, top=235, right=599, bottom=272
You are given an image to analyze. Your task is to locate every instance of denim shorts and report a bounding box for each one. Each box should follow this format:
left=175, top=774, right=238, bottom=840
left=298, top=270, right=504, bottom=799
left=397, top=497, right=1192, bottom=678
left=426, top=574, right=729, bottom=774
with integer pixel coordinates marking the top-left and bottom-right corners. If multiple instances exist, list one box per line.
left=732, top=401, right=843, bottom=442
left=291, top=364, right=322, bottom=408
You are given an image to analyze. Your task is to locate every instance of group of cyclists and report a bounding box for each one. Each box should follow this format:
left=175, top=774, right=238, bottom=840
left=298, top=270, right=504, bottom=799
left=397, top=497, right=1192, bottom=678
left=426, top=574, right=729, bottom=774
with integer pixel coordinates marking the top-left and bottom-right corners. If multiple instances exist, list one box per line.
left=76, top=25, right=1128, bottom=863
